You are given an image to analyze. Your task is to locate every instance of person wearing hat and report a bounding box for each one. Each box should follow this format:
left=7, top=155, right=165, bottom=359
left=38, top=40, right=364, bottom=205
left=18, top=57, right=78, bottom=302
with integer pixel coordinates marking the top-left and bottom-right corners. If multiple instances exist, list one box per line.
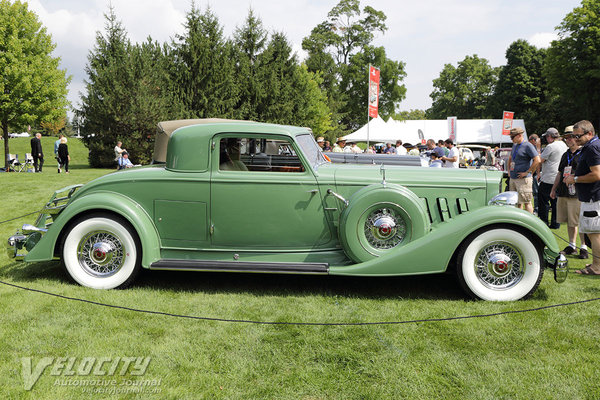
left=564, top=120, right=600, bottom=274
left=316, top=137, right=325, bottom=151
left=332, top=138, right=346, bottom=153
left=550, top=125, right=588, bottom=258
left=507, top=127, right=541, bottom=213
left=538, top=127, right=568, bottom=228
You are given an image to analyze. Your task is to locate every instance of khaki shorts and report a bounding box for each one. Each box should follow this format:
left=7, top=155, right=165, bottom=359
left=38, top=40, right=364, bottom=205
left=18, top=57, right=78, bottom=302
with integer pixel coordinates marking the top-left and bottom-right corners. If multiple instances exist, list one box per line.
left=580, top=200, right=600, bottom=233
left=557, top=197, right=580, bottom=227
left=509, top=177, right=533, bottom=204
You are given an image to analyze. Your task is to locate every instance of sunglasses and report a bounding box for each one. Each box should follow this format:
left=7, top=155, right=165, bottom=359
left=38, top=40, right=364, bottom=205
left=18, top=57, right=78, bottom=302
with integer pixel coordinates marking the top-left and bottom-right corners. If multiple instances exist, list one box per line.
left=573, top=133, right=588, bottom=139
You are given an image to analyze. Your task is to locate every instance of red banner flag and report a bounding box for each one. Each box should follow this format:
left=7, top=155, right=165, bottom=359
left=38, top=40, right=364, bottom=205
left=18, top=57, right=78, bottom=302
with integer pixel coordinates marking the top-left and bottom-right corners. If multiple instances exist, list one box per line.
left=502, top=111, right=514, bottom=135
left=368, top=66, right=380, bottom=118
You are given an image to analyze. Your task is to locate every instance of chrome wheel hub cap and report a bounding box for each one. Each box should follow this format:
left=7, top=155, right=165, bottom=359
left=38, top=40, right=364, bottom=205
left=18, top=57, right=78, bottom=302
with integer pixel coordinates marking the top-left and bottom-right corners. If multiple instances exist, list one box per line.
left=364, top=208, right=406, bottom=250
left=78, top=231, right=125, bottom=277
left=475, top=242, right=524, bottom=289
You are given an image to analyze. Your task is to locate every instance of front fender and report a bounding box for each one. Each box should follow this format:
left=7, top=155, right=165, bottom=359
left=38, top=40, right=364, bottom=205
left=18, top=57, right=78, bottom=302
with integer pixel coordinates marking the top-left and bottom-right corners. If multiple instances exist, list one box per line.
left=25, top=191, right=161, bottom=268
left=329, top=205, right=559, bottom=276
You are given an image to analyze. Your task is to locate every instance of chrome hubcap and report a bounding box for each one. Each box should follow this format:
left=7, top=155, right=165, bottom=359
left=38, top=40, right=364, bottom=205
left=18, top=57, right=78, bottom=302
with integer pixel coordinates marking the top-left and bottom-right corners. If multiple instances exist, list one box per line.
left=77, top=231, right=125, bottom=277
left=364, top=208, right=406, bottom=250
left=474, top=241, right=524, bottom=289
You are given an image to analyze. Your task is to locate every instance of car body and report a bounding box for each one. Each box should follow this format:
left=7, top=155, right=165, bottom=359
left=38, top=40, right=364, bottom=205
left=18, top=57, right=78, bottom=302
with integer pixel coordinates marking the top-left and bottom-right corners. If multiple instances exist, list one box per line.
left=7, top=120, right=567, bottom=300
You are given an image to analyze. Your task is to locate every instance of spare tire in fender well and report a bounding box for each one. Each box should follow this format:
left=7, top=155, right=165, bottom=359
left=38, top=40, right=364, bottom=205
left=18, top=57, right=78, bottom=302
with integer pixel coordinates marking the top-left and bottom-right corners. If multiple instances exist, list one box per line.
left=339, top=183, right=431, bottom=263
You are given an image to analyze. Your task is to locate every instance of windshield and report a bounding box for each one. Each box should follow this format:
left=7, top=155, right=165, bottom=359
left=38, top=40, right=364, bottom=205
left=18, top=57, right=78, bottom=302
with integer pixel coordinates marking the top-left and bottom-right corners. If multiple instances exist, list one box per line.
left=296, top=134, right=328, bottom=170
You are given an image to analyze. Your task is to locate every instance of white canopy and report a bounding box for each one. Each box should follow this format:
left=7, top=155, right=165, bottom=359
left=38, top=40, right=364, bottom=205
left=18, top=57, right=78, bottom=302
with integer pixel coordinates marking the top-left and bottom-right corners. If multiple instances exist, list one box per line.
left=343, top=118, right=527, bottom=145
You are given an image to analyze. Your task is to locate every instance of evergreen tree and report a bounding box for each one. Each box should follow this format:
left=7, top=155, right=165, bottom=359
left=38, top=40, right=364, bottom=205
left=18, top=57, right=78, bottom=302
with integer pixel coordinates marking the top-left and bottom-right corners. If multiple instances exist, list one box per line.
left=79, top=8, right=174, bottom=167
left=170, top=6, right=238, bottom=118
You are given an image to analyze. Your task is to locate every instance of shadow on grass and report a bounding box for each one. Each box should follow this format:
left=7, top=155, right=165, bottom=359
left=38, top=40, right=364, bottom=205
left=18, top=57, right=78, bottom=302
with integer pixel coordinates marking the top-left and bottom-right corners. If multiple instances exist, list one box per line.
left=0, top=260, right=468, bottom=301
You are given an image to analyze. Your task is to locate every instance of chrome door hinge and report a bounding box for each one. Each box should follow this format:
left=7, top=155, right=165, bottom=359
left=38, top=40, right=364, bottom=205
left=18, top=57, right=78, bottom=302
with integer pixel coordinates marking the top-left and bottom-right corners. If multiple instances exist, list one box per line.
left=210, top=223, right=214, bottom=235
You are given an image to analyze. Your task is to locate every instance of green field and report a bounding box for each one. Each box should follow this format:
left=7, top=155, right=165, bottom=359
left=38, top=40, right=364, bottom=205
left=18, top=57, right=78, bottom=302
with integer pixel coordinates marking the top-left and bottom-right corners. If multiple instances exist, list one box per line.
left=1, top=137, right=599, bottom=399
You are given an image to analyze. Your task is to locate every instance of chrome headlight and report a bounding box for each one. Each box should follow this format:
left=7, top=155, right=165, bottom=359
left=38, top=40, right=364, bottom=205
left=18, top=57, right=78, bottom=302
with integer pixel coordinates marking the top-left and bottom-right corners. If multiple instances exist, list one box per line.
left=488, top=191, right=518, bottom=206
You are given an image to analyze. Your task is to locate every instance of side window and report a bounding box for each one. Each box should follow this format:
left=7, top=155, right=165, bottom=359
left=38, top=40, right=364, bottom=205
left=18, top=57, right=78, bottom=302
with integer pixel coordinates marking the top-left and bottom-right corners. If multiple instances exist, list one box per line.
left=219, top=137, right=305, bottom=173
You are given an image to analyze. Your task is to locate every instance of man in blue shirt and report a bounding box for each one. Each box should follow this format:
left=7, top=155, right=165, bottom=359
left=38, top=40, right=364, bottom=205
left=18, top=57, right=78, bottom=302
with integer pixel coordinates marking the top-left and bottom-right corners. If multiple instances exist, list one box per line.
left=564, top=120, right=600, bottom=274
left=507, top=127, right=541, bottom=213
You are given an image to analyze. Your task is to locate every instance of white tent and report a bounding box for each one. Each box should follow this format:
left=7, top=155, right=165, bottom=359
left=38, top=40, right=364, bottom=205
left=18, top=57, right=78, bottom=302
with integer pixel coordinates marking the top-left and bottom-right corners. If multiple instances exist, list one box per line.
left=343, top=118, right=527, bottom=145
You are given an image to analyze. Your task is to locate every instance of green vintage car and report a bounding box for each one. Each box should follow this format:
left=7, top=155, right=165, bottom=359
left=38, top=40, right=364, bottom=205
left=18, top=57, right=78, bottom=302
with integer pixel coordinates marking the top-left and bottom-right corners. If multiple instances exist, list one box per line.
left=7, top=120, right=567, bottom=301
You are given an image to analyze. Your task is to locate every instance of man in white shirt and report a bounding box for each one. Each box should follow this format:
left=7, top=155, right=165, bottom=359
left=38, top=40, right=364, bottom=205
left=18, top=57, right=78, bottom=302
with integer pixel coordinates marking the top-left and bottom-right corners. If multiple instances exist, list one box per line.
left=539, top=127, right=568, bottom=229
left=442, top=139, right=459, bottom=168
left=349, top=142, right=362, bottom=153
left=396, top=140, right=407, bottom=155
left=114, top=141, right=126, bottom=161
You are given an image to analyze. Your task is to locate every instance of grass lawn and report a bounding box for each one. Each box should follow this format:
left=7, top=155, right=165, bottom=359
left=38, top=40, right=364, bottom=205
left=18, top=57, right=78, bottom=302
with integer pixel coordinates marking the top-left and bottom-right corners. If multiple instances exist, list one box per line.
left=1, top=140, right=600, bottom=399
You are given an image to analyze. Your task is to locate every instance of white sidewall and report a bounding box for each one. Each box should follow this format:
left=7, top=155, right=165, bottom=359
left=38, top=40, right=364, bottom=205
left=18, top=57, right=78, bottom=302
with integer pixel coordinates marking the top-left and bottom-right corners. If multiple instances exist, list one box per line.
left=63, top=217, right=137, bottom=289
left=461, top=229, right=540, bottom=301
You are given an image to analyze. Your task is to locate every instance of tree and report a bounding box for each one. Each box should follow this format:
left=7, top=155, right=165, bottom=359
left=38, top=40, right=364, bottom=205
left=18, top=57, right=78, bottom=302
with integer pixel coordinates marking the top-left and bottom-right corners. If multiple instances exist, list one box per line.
left=489, top=40, right=556, bottom=133
left=340, top=45, right=406, bottom=130
left=428, top=55, right=498, bottom=119
left=79, top=8, right=175, bottom=166
left=232, top=9, right=267, bottom=121
left=394, top=109, right=427, bottom=120
left=0, top=0, right=70, bottom=170
left=303, top=0, right=405, bottom=133
left=232, top=11, right=333, bottom=136
left=41, top=117, right=66, bottom=136
left=170, top=6, right=238, bottom=119
left=545, top=0, right=600, bottom=128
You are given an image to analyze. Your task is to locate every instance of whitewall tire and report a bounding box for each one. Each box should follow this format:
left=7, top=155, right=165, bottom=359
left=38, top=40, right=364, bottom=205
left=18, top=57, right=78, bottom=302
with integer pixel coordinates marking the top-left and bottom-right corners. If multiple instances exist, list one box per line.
left=457, top=228, right=543, bottom=301
left=62, top=214, right=141, bottom=289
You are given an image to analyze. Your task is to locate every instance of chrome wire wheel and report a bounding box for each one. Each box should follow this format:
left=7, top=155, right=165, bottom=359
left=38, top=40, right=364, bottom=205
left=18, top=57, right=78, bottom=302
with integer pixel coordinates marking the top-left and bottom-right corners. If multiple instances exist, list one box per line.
left=363, top=207, right=407, bottom=251
left=62, top=214, right=141, bottom=289
left=473, top=241, right=523, bottom=290
left=77, top=230, right=125, bottom=277
left=457, top=228, right=543, bottom=301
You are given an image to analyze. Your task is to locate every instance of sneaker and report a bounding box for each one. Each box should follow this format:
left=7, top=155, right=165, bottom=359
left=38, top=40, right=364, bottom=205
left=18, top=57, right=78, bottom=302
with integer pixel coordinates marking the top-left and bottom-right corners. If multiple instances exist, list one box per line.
left=562, top=246, right=577, bottom=255
left=549, top=224, right=561, bottom=229
left=579, top=248, right=589, bottom=259
left=58, top=168, right=61, bottom=173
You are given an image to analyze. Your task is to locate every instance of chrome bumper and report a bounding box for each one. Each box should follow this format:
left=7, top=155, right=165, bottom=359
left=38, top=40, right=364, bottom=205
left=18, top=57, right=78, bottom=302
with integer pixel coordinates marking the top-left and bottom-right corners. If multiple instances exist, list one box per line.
left=544, top=248, right=568, bottom=283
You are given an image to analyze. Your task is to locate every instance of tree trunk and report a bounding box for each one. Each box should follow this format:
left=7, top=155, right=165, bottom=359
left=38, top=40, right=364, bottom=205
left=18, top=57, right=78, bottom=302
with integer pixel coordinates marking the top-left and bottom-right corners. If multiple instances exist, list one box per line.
left=2, top=121, right=9, bottom=172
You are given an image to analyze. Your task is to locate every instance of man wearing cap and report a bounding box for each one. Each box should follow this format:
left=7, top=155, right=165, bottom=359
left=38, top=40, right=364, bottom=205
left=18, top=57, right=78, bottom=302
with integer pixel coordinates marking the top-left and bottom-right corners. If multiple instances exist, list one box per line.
left=564, top=120, right=600, bottom=274
left=507, top=127, right=541, bottom=213
left=538, top=127, right=568, bottom=228
left=550, top=126, right=588, bottom=258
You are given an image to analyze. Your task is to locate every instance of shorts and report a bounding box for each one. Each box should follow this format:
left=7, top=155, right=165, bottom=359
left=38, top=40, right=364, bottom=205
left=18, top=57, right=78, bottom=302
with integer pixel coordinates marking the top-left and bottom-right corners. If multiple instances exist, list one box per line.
left=579, top=200, right=600, bottom=233
left=509, top=177, right=533, bottom=204
left=556, top=197, right=580, bottom=227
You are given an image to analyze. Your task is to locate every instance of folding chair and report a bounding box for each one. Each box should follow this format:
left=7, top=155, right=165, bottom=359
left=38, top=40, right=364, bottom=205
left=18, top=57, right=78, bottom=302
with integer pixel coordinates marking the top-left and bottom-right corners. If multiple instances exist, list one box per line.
left=19, top=153, right=34, bottom=172
left=8, top=154, right=21, bottom=172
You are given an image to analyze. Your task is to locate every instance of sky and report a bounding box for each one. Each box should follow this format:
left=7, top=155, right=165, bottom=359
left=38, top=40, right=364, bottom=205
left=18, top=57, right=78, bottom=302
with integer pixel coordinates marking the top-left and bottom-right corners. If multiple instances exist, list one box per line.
left=28, top=0, right=583, bottom=117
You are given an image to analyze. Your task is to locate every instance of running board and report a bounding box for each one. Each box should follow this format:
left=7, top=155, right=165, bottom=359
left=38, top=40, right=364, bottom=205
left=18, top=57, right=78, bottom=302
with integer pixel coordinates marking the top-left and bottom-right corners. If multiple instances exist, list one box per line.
left=149, top=259, right=329, bottom=275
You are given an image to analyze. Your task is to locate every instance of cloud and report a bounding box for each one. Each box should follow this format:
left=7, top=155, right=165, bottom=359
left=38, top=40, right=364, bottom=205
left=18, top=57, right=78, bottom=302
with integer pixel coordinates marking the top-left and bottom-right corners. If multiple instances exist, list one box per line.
left=528, top=32, right=558, bottom=48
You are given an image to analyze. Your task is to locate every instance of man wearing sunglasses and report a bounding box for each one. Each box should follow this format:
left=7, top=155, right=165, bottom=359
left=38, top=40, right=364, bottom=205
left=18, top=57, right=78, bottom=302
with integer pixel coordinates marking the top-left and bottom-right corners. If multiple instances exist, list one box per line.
left=564, top=120, right=600, bottom=274
left=507, top=127, right=541, bottom=213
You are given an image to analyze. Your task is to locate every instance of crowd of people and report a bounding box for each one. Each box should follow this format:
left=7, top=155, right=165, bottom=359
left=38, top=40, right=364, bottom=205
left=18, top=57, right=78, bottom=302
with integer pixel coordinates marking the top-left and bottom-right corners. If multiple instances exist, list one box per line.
left=315, top=136, right=462, bottom=168
left=507, top=120, right=600, bottom=275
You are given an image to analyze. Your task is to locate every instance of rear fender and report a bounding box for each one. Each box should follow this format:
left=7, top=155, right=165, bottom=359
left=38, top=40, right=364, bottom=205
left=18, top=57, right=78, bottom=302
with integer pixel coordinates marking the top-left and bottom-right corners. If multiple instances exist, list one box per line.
left=329, top=206, right=558, bottom=276
left=25, top=191, right=160, bottom=268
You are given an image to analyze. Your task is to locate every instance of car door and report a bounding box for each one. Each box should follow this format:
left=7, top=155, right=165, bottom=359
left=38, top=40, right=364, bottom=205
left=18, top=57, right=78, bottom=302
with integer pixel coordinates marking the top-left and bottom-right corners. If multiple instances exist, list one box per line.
left=210, top=134, right=332, bottom=250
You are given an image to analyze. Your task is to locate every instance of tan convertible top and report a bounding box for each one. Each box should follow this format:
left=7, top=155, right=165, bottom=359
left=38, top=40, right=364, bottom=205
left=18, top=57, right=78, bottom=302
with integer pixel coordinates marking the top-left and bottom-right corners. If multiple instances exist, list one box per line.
left=153, top=118, right=253, bottom=163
